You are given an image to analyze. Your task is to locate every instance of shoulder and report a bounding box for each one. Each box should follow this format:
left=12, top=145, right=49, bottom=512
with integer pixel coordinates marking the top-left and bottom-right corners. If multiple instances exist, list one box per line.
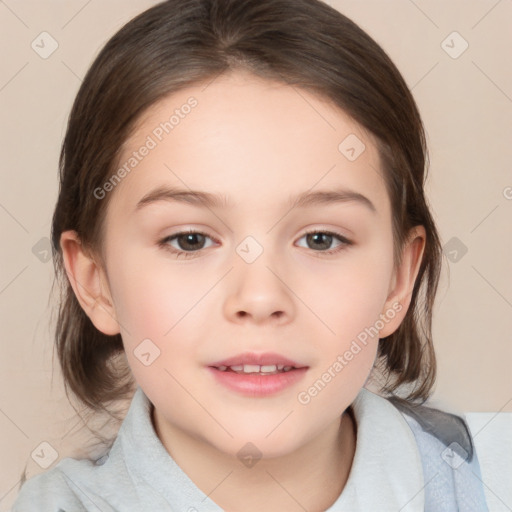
left=12, top=453, right=121, bottom=512
left=387, top=396, right=474, bottom=459
left=387, top=396, right=489, bottom=511
left=12, top=462, right=86, bottom=512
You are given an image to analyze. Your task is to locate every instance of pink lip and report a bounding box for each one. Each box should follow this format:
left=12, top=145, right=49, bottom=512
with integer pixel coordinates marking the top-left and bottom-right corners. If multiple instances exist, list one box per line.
left=207, top=352, right=308, bottom=397
left=209, top=352, right=306, bottom=368
left=207, top=367, right=308, bottom=396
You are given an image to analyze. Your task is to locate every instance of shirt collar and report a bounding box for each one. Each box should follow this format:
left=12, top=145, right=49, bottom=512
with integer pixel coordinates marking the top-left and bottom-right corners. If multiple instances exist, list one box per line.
left=327, top=387, right=425, bottom=511
left=116, top=385, right=217, bottom=509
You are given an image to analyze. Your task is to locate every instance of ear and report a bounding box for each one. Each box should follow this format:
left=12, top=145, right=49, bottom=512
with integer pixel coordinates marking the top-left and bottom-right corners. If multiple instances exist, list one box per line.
left=60, top=230, right=120, bottom=336
left=378, top=225, right=426, bottom=338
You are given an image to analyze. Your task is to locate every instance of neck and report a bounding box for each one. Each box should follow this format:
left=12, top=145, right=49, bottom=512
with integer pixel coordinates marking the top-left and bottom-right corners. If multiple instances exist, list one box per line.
left=152, top=406, right=357, bottom=512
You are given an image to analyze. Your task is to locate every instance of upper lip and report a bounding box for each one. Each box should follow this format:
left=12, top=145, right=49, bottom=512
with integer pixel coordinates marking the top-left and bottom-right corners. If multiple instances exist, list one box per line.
left=209, top=352, right=307, bottom=368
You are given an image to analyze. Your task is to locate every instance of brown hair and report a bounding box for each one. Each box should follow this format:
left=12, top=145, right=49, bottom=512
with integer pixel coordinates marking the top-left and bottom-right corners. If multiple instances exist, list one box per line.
left=51, top=0, right=441, bottom=416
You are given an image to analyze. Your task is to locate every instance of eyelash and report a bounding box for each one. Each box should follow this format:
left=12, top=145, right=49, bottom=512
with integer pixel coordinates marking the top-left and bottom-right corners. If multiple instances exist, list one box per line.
left=158, top=228, right=353, bottom=259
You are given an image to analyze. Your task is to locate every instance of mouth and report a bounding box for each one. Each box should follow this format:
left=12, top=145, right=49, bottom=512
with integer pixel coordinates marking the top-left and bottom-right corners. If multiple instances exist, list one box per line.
left=207, top=352, right=309, bottom=396
left=213, top=364, right=300, bottom=375
left=208, top=352, right=307, bottom=374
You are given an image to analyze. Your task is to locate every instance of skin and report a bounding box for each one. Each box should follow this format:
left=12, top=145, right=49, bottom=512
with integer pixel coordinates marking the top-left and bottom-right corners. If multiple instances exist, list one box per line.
left=61, top=69, right=425, bottom=511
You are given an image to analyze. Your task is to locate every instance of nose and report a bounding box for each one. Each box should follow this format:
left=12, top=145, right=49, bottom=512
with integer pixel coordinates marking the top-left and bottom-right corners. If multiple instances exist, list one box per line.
left=223, top=254, right=296, bottom=326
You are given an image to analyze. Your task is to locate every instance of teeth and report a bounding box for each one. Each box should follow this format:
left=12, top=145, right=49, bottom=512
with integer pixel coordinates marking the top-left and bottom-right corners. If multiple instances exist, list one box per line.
left=243, top=364, right=261, bottom=373
left=216, top=364, right=296, bottom=374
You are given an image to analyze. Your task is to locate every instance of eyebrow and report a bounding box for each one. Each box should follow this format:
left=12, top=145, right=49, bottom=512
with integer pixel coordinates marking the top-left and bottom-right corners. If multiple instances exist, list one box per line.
left=134, top=185, right=377, bottom=213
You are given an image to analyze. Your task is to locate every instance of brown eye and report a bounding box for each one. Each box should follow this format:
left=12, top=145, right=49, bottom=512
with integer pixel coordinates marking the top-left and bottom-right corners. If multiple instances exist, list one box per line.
left=306, top=232, right=333, bottom=251
left=296, top=230, right=352, bottom=254
left=159, top=230, right=216, bottom=258
left=172, top=232, right=207, bottom=251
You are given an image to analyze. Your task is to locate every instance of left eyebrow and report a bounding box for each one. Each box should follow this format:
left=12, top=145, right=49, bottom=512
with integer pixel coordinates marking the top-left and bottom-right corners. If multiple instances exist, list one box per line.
left=289, top=188, right=377, bottom=214
left=134, top=185, right=377, bottom=214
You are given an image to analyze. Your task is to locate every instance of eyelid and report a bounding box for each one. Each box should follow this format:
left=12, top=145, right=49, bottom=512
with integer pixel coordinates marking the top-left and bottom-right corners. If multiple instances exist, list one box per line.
left=300, top=227, right=352, bottom=244
left=159, top=228, right=219, bottom=247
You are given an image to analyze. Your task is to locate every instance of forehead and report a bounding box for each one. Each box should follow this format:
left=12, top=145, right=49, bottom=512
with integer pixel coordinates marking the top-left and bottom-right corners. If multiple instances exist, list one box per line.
left=110, top=70, right=389, bottom=217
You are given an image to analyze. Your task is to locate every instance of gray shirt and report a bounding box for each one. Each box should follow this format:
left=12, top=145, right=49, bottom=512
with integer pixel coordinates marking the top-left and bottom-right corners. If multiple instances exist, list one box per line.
left=11, top=385, right=479, bottom=511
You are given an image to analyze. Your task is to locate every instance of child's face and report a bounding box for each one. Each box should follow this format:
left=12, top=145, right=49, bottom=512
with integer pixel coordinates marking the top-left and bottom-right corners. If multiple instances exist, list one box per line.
left=93, top=70, right=412, bottom=457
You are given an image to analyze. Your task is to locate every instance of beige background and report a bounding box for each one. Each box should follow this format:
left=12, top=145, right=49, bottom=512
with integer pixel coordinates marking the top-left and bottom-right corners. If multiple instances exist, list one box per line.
left=1, top=0, right=511, bottom=509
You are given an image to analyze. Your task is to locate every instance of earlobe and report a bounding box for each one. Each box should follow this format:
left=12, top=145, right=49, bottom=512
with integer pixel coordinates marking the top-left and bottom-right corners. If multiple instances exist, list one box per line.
left=60, top=230, right=120, bottom=336
left=379, top=226, right=426, bottom=338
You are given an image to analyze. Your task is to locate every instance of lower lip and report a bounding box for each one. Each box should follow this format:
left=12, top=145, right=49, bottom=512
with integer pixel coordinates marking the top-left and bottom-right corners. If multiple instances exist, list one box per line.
left=207, top=367, right=308, bottom=397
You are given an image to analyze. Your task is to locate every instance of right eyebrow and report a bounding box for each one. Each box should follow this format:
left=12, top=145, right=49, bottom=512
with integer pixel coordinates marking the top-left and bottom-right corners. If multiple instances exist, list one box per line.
left=135, top=186, right=230, bottom=212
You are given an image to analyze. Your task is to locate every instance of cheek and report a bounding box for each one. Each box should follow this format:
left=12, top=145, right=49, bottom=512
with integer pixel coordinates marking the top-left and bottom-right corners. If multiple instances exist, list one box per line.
left=298, top=246, right=394, bottom=342
left=293, top=255, right=391, bottom=423
left=107, top=250, right=206, bottom=348
left=292, top=241, right=394, bottom=406
left=106, top=251, right=227, bottom=400
left=108, top=259, right=206, bottom=396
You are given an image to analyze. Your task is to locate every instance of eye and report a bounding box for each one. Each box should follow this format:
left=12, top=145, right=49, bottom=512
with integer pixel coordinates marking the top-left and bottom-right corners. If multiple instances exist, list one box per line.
left=158, top=228, right=352, bottom=259
left=296, top=229, right=352, bottom=255
left=158, top=229, right=217, bottom=259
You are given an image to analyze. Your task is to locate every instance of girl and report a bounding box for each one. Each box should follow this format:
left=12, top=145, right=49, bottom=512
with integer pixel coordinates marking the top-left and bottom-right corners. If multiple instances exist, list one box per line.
left=13, top=0, right=488, bottom=510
